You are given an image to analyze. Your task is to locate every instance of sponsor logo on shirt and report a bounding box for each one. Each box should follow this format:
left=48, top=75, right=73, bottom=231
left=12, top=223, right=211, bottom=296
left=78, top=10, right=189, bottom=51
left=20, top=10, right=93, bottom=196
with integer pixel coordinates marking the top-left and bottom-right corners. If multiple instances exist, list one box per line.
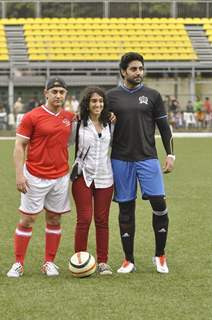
left=139, top=96, right=148, bottom=104
left=62, top=118, right=71, bottom=127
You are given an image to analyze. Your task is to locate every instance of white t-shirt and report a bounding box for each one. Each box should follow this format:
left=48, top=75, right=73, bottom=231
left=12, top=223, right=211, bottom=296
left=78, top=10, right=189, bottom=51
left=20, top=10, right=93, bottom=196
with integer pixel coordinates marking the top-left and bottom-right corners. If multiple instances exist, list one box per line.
left=72, top=119, right=113, bottom=188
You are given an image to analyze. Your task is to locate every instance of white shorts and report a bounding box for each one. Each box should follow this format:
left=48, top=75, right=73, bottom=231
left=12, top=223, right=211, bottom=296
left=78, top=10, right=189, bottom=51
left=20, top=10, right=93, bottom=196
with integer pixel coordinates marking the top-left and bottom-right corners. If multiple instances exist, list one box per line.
left=19, top=166, right=71, bottom=215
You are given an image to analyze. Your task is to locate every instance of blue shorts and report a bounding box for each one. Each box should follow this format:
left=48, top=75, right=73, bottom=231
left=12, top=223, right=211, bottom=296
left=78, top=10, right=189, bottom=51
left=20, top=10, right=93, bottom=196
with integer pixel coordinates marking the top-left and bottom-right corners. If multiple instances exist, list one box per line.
left=111, top=159, right=165, bottom=202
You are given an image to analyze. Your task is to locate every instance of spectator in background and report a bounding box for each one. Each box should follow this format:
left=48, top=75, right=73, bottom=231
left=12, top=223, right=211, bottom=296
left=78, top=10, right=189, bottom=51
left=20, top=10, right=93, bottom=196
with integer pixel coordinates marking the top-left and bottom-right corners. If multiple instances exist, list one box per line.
left=203, top=97, right=212, bottom=128
left=184, top=100, right=196, bottom=128
left=169, top=97, right=181, bottom=129
left=64, top=95, right=72, bottom=112
left=203, top=97, right=211, bottom=113
left=25, top=97, right=38, bottom=113
left=0, top=104, right=7, bottom=129
left=194, top=96, right=204, bottom=128
left=194, top=96, right=203, bottom=113
left=169, top=97, right=180, bottom=114
left=71, top=95, right=79, bottom=113
left=174, top=111, right=183, bottom=129
left=186, top=100, right=194, bottom=113
left=3, top=102, right=10, bottom=115
left=13, top=97, right=24, bottom=121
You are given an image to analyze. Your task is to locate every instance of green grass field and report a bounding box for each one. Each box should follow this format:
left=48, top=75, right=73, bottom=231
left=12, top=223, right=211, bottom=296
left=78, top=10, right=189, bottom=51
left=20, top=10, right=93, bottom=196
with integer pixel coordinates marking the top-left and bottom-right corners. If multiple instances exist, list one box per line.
left=0, top=138, right=211, bottom=320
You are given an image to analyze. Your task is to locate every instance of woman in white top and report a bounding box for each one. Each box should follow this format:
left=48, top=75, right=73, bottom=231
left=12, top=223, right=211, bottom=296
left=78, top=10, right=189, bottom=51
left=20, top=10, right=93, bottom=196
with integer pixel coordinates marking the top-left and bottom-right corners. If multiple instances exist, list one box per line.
left=72, top=87, right=114, bottom=275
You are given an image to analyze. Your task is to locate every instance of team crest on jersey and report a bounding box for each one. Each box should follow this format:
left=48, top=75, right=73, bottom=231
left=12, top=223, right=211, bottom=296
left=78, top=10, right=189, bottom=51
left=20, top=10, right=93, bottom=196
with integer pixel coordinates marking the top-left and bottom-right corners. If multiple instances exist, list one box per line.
left=139, top=96, right=148, bottom=104
left=62, top=118, right=71, bottom=127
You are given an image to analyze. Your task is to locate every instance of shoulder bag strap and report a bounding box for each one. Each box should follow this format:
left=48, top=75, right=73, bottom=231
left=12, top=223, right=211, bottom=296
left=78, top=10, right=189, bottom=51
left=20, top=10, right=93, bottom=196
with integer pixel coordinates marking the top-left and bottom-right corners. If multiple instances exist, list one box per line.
left=74, top=120, right=81, bottom=159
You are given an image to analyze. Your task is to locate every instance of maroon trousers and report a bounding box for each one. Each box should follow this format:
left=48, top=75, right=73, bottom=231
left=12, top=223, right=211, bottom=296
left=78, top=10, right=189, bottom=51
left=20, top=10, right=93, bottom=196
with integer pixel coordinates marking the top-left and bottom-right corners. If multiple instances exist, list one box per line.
left=72, top=176, right=113, bottom=263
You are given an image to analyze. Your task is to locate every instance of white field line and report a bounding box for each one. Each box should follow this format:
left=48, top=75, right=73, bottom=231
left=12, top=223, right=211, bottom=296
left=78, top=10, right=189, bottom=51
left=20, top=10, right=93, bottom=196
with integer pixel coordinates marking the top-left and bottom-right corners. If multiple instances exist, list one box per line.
left=1, top=132, right=212, bottom=141
left=0, top=137, right=16, bottom=140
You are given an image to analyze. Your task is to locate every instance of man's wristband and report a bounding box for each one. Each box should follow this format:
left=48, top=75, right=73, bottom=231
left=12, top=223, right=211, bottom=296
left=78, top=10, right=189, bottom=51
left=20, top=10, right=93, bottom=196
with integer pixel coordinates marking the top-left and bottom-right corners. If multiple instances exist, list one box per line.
left=167, top=154, right=176, bottom=161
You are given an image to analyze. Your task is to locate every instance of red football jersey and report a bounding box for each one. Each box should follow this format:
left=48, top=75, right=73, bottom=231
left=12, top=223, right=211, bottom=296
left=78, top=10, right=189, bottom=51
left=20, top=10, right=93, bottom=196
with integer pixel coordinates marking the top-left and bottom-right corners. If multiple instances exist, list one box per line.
left=17, top=105, right=75, bottom=179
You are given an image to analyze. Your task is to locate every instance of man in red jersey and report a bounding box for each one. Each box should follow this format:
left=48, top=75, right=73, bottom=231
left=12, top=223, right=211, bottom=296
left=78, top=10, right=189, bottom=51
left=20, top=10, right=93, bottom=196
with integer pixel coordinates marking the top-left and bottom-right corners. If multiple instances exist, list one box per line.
left=7, top=77, right=75, bottom=277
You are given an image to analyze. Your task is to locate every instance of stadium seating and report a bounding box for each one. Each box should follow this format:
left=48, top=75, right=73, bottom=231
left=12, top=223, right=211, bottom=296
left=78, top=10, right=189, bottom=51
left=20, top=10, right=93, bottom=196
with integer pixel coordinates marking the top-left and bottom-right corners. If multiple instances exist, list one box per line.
left=21, top=18, right=197, bottom=62
left=2, top=17, right=212, bottom=62
left=0, top=22, right=9, bottom=61
left=203, top=20, right=212, bottom=44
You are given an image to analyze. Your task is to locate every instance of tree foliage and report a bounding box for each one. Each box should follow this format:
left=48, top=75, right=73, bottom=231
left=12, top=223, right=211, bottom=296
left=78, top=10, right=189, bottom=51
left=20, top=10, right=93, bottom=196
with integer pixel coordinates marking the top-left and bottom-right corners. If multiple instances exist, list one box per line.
left=109, top=3, right=139, bottom=18
left=142, top=3, right=171, bottom=18
left=6, top=2, right=36, bottom=18
left=3, top=1, right=212, bottom=19
left=41, top=3, right=72, bottom=18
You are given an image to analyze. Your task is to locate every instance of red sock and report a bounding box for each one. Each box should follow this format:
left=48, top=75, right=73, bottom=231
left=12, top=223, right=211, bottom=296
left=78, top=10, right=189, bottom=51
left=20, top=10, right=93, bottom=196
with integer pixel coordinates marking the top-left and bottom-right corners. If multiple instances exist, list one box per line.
left=45, top=224, right=62, bottom=262
left=14, top=224, right=32, bottom=265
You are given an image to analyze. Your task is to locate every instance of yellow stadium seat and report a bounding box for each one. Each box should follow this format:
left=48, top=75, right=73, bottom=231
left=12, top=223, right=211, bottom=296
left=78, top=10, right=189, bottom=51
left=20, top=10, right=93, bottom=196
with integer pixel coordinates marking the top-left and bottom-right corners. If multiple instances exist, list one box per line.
left=21, top=17, right=198, bottom=62
left=0, top=54, right=8, bottom=61
left=29, top=54, right=42, bottom=61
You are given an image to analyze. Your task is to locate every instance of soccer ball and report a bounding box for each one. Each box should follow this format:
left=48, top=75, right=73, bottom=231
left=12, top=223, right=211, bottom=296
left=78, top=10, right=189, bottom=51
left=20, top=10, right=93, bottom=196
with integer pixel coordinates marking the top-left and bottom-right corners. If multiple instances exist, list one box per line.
left=69, top=251, right=96, bottom=278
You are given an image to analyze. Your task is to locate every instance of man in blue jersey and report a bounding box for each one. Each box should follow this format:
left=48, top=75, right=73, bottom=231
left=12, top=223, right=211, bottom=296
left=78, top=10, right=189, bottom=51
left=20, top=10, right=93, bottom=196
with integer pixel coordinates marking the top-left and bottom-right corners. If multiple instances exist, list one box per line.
left=107, top=52, right=175, bottom=274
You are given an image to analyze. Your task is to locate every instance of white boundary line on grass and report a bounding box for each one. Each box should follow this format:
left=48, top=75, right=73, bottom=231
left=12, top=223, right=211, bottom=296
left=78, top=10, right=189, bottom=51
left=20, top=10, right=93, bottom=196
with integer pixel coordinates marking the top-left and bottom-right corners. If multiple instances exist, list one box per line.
left=0, top=137, right=16, bottom=140
left=157, top=132, right=212, bottom=138
left=1, top=132, right=212, bottom=141
left=170, top=132, right=212, bottom=138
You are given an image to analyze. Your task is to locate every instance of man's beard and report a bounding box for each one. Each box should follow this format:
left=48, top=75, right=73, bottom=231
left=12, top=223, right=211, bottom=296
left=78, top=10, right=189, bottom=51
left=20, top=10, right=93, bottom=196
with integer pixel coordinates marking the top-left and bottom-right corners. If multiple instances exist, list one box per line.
left=127, top=77, right=143, bottom=87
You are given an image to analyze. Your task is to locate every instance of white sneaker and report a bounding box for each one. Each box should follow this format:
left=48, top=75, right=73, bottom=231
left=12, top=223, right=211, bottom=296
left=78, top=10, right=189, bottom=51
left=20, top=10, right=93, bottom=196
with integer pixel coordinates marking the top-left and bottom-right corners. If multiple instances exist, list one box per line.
left=41, top=262, right=59, bottom=276
left=97, top=263, right=113, bottom=275
left=7, top=262, right=24, bottom=278
left=117, top=260, right=136, bottom=274
left=153, top=255, right=169, bottom=274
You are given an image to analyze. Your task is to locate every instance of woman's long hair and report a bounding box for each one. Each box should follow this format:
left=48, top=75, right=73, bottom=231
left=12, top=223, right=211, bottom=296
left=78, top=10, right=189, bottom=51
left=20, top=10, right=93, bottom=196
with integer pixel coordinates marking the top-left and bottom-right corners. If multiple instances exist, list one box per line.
left=79, top=87, right=110, bottom=127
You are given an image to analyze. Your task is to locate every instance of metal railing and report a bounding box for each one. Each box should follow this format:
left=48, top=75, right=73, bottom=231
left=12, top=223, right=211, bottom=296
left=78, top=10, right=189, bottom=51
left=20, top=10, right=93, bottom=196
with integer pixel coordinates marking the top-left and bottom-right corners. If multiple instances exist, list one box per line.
left=1, top=1, right=212, bottom=19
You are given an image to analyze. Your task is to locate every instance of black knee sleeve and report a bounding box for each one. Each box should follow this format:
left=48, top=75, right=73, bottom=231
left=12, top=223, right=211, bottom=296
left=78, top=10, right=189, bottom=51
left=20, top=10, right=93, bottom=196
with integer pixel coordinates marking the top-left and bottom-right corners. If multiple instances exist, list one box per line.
left=119, top=200, right=135, bottom=224
left=149, top=196, right=167, bottom=214
left=150, top=196, right=169, bottom=230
